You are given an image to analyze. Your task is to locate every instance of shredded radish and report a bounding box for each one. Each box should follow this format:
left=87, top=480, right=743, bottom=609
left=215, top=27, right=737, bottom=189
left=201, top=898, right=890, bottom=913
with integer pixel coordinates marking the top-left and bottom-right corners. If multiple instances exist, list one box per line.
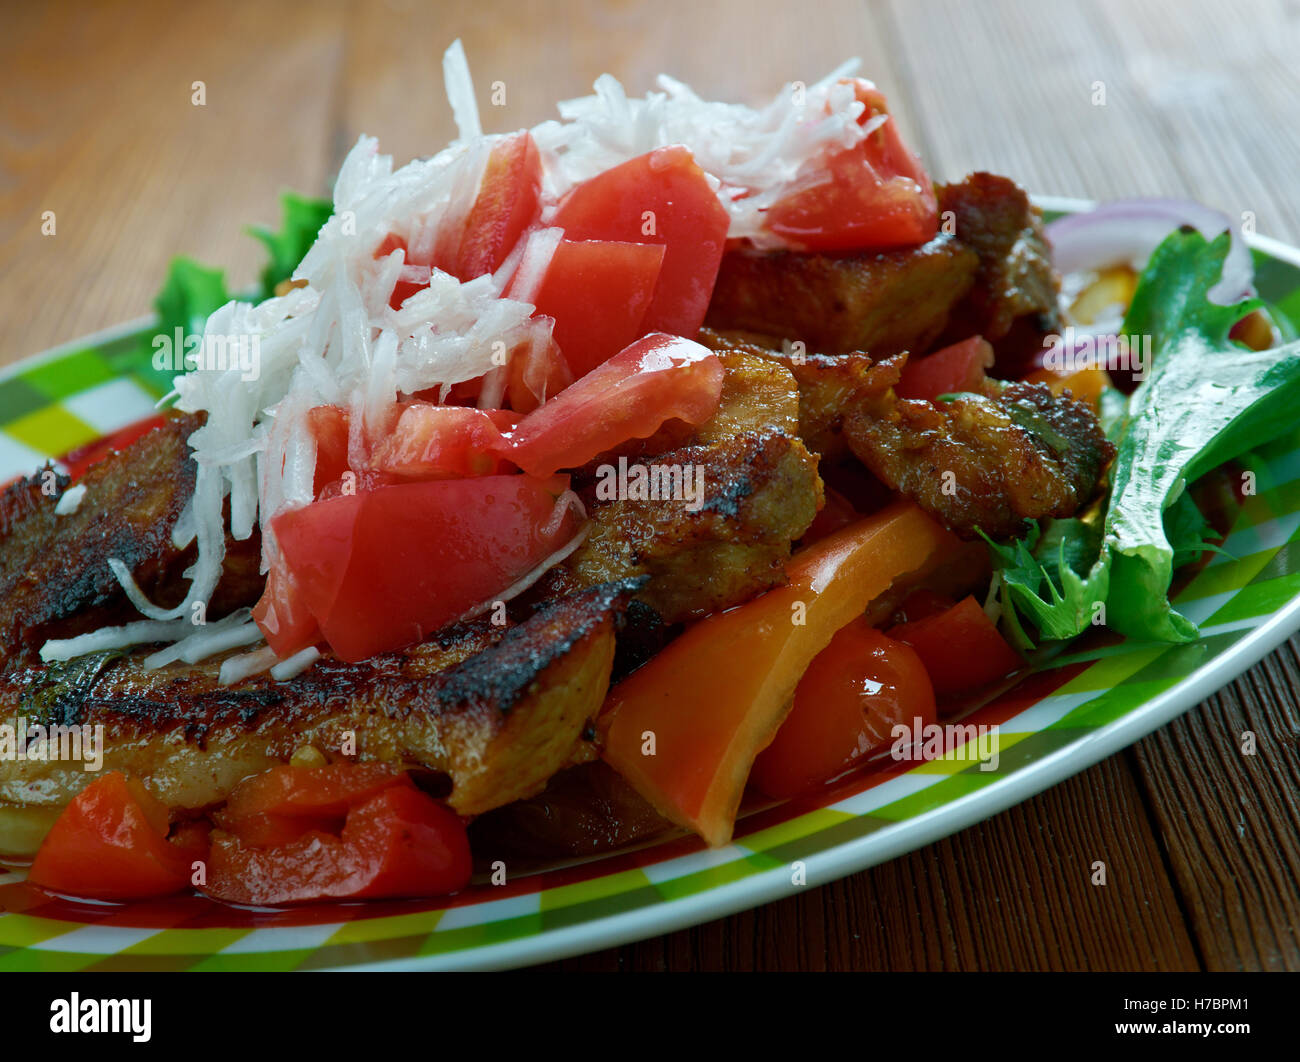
left=442, top=38, right=483, bottom=142
left=270, top=646, right=322, bottom=681
left=219, top=645, right=280, bottom=686
left=505, top=227, right=564, bottom=304
left=142, top=609, right=260, bottom=670
left=54, top=483, right=86, bottom=516
left=40, top=620, right=194, bottom=663
left=61, top=40, right=879, bottom=676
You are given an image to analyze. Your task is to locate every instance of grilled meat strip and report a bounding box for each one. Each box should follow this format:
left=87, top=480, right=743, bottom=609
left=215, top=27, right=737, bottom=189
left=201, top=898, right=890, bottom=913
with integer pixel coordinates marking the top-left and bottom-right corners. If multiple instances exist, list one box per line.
left=538, top=348, right=822, bottom=622
left=0, top=413, right=262, bottom=672
left=0, top=580, right=639, bottom=820
left=843, top=360, right=1114, bottom=538
left=552, top=430, right=822, bottom=622
left=705, top=233, right=978, bottom=356
left=935, top=172, right=1062, bottom=372
left=699, top=328, right=896, bottom=461
left=700, top=332, right=1112, bottom=539
left=704, top=172, right=1059, bottom=374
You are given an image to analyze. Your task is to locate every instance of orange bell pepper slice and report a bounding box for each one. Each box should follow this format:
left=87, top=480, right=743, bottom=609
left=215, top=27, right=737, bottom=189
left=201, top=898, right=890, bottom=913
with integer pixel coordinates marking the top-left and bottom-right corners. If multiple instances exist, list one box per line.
left=597, top=500, right=960, bottom=846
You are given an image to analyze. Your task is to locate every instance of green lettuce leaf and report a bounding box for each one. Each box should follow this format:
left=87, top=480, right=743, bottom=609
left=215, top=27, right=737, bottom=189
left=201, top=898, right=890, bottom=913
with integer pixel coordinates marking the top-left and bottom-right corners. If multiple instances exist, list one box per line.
left=140, top=191, right=332, bottom=394
left=990, top=229, right=1300, bottom=644
left=141, top=257, right=233, bottom=392
left=246, top=191, right=334, bottom=300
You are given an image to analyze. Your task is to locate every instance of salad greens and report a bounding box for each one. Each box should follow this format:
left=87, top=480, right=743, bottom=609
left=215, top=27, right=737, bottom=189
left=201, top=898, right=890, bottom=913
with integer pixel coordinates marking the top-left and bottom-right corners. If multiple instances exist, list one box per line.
left=140, top=191, right=331, bottom=391
left=988, top=229, right=1300, bottom=646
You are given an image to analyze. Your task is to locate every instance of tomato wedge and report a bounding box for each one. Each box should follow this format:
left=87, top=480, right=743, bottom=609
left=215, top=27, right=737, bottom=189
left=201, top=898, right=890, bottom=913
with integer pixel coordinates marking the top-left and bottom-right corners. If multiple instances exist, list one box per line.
left=887, top=595, right=1022, bottom=697
left=500, top=333, right=724, bottom=479
left=28, top=772, right=205, bottom=901
left=205, top=785, right=471, bottom=905
left=530, top=239, right=666, bottom=378
left=307, top=404, right=352, bottom=496
left=369, top=404, right=517, bottom=479
left=895, top=336, right=995, bottom=402
left=215, top=763, right=413, bottom=846
left=267, top=474, right=584, bottom=662
left=455, top=131, right=543, bottom=279
left=552, top=146, right=730, bottom=338
left=750, top=618, right=936, bottom=799
left=252, top=561, right=321, bottom=659
left=765, top=80, right=938, bottom=252
left=506, top=320, right=574, bottom=414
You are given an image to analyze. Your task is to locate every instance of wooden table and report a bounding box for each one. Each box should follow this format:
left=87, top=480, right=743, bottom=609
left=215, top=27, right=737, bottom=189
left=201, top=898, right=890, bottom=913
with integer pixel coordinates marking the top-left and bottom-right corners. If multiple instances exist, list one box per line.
left=3, top=0, right=1298, bottom=971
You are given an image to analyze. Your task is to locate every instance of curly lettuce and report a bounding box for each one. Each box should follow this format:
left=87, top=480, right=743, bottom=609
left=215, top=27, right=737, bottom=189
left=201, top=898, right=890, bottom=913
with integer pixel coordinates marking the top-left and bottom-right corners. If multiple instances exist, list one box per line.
left=988, top=229, right=1300, bottom=645
left=139, top=191, right=331, bottom=392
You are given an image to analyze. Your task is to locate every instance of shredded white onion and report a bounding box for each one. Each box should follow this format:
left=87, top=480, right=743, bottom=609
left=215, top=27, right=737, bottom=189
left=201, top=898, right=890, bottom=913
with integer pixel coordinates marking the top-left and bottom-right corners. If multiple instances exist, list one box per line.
left=62, top=40, right=878, bottom=675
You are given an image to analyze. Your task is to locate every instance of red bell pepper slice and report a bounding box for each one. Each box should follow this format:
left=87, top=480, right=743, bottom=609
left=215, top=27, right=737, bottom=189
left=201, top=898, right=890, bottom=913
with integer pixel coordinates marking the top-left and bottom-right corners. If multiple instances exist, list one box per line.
left=28, top=772, right=206, bottom=901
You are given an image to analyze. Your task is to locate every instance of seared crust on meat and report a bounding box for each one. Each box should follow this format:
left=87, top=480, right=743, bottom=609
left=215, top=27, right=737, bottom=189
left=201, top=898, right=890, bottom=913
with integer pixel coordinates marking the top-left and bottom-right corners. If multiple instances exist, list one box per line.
left=935, top=172, right=1061, bottom=373
left=0, top=413, right=262, bottom=672
left=845, top=367, right=1114, bottom=539
left=699, top=328, right=896, bottom=460
left=937, top=172, right=1059, bottom=341
left=544, top=430, right=822, bottom=623
left=704, top=234, right=978, bottom=356
left=0, top=580, right=639, bottom=818
left=547, top=348, right=821, bottom=622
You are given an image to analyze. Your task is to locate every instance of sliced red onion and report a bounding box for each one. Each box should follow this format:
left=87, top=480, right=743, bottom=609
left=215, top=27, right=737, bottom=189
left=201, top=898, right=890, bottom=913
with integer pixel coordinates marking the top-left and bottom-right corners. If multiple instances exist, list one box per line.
left=1045, top=197, right=1254, bottom=305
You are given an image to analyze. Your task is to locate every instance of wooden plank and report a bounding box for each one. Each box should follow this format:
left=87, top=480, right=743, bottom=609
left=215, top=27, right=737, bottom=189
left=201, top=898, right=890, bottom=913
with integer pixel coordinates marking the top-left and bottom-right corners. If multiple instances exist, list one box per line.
left=884, top=0, right=1194, bottom=200
left=1093, top=0, right=1300, bottom=241
left=1129, top=636, right=1300, bottom=971
left=0, top=0, right=346, bottom=363
left=332, top=0, right=921, bottom=174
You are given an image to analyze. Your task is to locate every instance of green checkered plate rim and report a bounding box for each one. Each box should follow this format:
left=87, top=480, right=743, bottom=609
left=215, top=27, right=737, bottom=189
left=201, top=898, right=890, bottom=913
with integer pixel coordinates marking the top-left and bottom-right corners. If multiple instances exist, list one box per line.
left=2, top=196, right=1299, bottom=971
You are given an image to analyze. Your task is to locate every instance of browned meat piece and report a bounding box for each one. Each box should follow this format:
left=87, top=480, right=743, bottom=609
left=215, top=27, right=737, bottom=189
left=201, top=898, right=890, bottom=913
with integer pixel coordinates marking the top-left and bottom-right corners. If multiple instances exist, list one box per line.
left=844, top=363, right=1114, bottom=538
left=693, top=346, right=800, bottom=443
left=0, top=580, right=639, bottom=832
left=699, top=327, right=896, bottom=460
left=699, top=328, right=1111, bottom=539
left=543, top=348, right=820, bottom=622
left=0, top=413, right=262, bottom=672
left=704, top=234, right=978, bottom=356
left=546, top=429, right=822, bottom=623
left=935, top=172, right=1061, bottom=371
